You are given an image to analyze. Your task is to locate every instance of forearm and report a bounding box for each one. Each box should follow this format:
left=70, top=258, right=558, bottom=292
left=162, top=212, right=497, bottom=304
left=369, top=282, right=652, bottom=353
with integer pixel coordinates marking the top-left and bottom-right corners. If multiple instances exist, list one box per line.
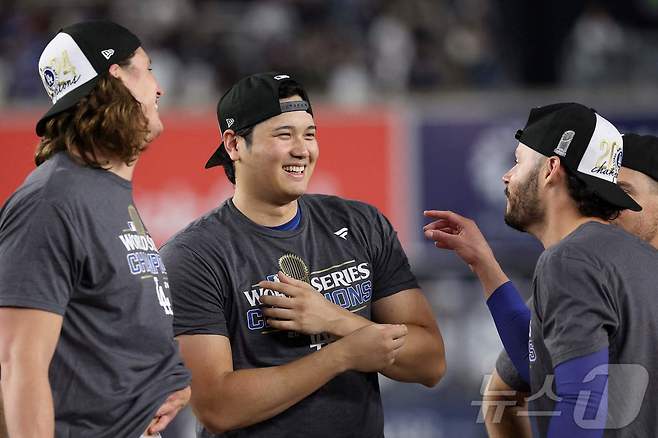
left=483, top=371, right=531, bottom=438
left=326, top=310, right=372, bottom=338
left=486, top=282, right=531, bottom=383
left=484, top=402, right=531, bottom=438
left=472, top=252, right=510, bottom=299
left=1, top=361, right=54, bottom=438
left=195, top=341, right=347, bottom=433
left=380, top=324, right=445, bottom=387
left=0, top=385, right=7, bottom=438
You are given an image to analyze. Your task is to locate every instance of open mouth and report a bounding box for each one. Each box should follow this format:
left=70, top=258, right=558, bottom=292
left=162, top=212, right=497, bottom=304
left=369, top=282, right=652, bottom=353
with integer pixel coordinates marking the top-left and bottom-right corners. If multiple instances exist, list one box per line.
left=283, top=165, right=306, bottom=176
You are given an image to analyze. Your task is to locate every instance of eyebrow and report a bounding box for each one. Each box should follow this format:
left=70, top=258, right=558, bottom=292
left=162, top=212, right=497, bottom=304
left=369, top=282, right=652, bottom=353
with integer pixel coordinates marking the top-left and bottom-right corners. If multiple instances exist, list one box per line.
left=272, top=125, right=317, bottom=131
left=617, top=181, right=634, bottom=193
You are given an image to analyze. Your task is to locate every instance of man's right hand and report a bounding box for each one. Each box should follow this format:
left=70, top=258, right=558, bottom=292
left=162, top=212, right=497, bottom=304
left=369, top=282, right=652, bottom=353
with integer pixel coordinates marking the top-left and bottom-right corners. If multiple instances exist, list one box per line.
left=423, top=210, right=509, bottom=298
left=337, top=324, right=408, bottom=373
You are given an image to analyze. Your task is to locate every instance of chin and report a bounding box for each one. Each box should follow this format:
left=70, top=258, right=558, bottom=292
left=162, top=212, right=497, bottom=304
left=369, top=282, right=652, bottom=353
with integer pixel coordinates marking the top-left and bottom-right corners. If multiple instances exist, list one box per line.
left=146, top=122, right=164, bottom=142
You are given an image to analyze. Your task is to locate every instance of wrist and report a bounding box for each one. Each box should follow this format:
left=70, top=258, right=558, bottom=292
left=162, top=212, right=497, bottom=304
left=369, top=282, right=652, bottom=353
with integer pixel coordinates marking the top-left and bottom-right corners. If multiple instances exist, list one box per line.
left=324, top=338, right=351, bottom=373
left=325, top=309, right=371, bottom=338
left=471, top=252, right=508, bottom=298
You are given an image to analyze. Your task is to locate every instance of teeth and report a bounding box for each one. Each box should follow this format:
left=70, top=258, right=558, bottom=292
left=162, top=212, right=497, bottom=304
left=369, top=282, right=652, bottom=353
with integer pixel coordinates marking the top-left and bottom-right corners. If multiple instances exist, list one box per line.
left=283, top=165, right=305, bottom=173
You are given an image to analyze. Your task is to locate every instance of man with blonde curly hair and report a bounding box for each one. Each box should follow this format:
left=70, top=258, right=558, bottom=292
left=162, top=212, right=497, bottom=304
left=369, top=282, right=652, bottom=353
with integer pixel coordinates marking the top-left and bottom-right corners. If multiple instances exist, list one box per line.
left=0, top=21, right=190, bottom=438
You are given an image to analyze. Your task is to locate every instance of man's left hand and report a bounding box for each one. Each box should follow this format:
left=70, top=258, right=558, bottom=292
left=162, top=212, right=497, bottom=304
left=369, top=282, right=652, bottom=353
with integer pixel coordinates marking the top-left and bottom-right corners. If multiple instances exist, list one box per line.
left=145, top=386, right=191, bottom=435
left=259, top=272, right=366, bottom=336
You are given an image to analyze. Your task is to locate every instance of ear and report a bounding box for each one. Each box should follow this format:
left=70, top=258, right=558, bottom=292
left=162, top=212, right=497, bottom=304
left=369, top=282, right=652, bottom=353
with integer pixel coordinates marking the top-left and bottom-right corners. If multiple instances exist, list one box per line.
left=222, top=130, right=240, bottom=160
left=109, top=63, right=124, bottom=80
left=543, top=156, right=563, bottom=187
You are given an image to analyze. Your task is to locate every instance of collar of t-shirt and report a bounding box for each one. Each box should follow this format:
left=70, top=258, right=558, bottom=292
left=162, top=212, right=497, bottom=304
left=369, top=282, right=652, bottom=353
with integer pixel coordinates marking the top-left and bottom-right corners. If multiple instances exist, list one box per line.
left=267, top=207, right=302, bottom=231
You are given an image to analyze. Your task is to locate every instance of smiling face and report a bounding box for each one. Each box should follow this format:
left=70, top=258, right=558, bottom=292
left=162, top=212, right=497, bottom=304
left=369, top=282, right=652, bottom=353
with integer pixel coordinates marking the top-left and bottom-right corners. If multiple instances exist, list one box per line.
left=234, top=95, right=318, bottom=205
left=114, top=47, right=164, bottom=142
left=614, top=166, right=658, bottom=247
left=501, top=143, right=546, bottom=232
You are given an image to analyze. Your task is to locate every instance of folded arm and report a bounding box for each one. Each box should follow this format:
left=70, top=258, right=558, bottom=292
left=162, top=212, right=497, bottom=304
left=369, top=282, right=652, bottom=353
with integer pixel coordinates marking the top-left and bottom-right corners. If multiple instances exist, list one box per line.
left=178, top=323, right=408, bottom=434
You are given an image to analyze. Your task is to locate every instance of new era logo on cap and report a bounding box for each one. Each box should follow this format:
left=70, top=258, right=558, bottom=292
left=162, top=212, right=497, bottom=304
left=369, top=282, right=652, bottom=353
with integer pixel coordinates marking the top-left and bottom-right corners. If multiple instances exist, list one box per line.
left=101, top=49, right=115, bottom=59
left=226, top=118, right=235, bottom=128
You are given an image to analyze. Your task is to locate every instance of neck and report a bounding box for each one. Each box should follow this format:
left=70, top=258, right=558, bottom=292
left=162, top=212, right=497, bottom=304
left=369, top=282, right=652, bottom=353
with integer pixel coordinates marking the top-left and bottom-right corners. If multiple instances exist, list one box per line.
left=232, top=188, right=299, bottom=227
left=528, top=196, right=606, bottom=249
left=107, top=158, right=137, bottom=181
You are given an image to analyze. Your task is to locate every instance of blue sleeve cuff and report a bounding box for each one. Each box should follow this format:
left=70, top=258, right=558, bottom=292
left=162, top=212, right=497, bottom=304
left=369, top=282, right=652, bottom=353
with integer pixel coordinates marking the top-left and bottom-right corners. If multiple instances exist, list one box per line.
left=486, top=281, right=531, bottom=383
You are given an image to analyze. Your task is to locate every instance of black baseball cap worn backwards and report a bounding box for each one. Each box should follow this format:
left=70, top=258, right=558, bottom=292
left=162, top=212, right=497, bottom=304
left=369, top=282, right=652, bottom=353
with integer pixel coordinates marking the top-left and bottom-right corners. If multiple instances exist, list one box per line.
left=36, top=20, right=141, bottom=136
left=515, top=102, right=641, bottom=212
left=205, top=72, right=313, bottom=169
left=621, top=133, right=658, bottom=183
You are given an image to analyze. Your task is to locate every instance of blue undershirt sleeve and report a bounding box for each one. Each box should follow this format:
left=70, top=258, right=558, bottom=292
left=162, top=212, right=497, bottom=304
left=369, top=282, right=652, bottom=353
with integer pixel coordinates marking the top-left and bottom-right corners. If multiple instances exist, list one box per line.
left=486, top=281, right=531, bottom=383
left=548, top=347, right=609, bottom=438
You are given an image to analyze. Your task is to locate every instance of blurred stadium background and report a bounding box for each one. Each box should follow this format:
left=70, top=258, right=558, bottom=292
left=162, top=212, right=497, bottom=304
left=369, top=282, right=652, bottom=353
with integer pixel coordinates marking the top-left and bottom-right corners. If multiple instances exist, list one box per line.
left=3, top=1, right=658, bottom=437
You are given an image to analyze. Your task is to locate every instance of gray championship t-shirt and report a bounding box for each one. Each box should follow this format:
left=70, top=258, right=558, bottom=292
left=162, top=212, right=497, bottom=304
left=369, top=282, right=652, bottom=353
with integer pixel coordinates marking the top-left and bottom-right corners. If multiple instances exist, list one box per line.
left=0, top=152, right=190, bottom=437
left=161, top=195, right=419, bottom=438
left=528, top=222, right=658, bottom=437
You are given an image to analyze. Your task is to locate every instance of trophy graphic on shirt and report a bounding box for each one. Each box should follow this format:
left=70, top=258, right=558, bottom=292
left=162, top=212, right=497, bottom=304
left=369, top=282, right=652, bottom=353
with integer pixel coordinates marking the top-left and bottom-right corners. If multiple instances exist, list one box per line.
left=127, top=204, right=146, bottom=235
left=278, top=253, right=310, bottom=283
left=277, top=253, right=332, bottom=350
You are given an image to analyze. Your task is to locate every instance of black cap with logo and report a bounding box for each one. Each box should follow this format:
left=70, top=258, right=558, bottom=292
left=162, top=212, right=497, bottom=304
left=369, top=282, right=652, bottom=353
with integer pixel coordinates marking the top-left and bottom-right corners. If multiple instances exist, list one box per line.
left=621, top=133, right=658, bottom=183
left=515, top=102, right=641, bottom=211
left=36, top=20, right=141, bottom=136
left=205, top=72, right=313, bottom=169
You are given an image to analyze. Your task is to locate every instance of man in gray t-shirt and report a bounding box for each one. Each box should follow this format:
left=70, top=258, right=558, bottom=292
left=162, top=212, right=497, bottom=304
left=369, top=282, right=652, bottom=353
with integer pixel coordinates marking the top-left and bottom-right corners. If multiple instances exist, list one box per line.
left=0, top=21, right=190, bottom=438
left=484, top=133, right=658, bottom=438
left=425, top=104, right=658, bottom=437
left=162, top=72, right=446, bottom=438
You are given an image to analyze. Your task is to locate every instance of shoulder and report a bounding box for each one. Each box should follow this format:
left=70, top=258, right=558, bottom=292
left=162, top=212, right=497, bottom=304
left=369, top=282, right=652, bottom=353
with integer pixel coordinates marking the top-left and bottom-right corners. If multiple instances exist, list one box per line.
left=160, top=203, right=230, bottom=258
left=543, top=222, right=651, bottom=270
left=5, top=153, right=115, bottom=214
left=2, top=160, right=76, bottom=229
left=302, top=194, right=382, bottom=221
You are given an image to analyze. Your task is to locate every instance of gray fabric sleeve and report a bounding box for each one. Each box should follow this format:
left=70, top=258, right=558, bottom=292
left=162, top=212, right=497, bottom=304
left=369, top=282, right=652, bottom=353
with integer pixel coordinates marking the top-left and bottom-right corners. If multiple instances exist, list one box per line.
left=536, top=255, right=617, bottom=367
left=495, top=349, right=531, bottom=393
left=0, top=199, right=81, bottom=315
left=161, top=241, right=228, bottom=337
left=369, top=209, right=419, bottom=301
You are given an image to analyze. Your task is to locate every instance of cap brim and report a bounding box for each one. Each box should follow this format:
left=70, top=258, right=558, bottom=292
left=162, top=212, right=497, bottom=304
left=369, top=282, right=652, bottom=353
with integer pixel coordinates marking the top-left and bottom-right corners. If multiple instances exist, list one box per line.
left=205, top=143, right=225, bottom=169
left=576, top=173, right=642, bottom=212
left=36, top=78, right=99, bottom=136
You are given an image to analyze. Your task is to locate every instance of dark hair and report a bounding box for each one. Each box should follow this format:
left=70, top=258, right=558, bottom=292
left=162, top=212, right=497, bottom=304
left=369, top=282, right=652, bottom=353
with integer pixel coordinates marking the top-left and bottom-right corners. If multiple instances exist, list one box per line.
left=219, top=126, right=253, bottom=184
left=220, top=80, right=308, bottom=185
left=564, top=166, right=622, bottom=221
left=35, top=55, right=149, bottom=168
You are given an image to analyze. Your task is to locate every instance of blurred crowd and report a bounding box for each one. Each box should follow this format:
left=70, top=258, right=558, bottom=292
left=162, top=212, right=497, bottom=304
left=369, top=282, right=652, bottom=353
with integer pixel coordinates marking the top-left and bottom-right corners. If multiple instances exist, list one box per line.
left=2, top=0, right=658, bottom=109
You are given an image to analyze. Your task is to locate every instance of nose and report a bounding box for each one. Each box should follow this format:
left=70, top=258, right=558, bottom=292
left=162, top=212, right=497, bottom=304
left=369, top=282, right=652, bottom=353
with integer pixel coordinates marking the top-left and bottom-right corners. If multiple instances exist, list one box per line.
left=291, top=134, right=310, bottom=158
left=502, top=169, right=511, bottom=185
left=155, top=77, right=165, bottom=98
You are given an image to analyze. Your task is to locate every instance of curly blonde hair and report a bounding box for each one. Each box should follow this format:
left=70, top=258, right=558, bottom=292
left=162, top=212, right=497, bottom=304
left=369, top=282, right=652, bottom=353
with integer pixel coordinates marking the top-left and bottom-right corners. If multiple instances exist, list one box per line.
left=35, top=66, right=149, bottom=168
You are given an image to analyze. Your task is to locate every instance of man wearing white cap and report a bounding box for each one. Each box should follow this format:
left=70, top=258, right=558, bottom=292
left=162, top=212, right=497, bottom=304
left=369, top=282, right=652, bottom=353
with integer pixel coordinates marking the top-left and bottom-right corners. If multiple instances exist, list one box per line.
left=0, top=21, right=190, bottom=438
left=425, top=103, right=658, bottom=437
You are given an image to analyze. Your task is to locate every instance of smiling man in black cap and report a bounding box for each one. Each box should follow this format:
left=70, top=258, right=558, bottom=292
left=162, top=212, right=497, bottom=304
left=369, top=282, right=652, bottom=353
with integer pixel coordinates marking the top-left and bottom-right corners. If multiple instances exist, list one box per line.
left=425, top=103, right=658, bottom=437
left=0, top=21, right=191, bottom=438
left=160, top=72, right=446, bottom=437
